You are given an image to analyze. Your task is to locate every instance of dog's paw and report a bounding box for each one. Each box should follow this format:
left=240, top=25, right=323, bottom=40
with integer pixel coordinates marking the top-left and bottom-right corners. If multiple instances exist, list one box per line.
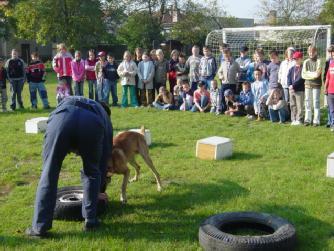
left=129, top=177, right=138, bottom=183
left=120, top=195, right=127, bottom=204
left=157, top=186, right=162, bottom=192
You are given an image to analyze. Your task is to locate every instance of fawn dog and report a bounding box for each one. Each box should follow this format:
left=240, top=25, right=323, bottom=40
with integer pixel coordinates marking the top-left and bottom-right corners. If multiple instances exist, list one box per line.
left=106, top=127, right=162, bottom=203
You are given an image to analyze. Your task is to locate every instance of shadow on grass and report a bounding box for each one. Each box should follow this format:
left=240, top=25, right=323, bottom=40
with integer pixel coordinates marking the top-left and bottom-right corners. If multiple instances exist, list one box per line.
left=53, top=179, right=249, bottom=242
left=227, top=151, right=262, bottom=160
left=257, top=204, right=333, bottom=251
left=0, top=235, right=39, bottom=247
left=149, top=142, right=177, bottom=149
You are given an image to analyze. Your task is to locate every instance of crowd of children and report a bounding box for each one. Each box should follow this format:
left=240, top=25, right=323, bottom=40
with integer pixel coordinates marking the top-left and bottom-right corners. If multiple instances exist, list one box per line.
left=2, top=42, right=334, bottom=132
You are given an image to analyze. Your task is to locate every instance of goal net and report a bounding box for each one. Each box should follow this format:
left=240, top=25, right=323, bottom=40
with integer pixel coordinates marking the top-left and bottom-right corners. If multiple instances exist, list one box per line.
left=205, top=25, right=332, bottom=62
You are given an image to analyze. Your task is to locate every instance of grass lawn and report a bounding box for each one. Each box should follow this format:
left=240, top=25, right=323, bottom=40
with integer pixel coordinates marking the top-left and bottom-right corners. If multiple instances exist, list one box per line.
left=0, top=73, right=334, bottom=250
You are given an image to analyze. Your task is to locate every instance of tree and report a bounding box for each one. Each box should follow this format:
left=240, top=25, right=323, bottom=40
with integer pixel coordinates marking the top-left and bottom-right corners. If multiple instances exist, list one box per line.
left=7, top=0, right=107, bottom=49
left=117, top=11, right=163, bottom=51
left=258, top=0, right=324, bottom=25
left=170, top=0, right=240, bottom=46
left=319, top=0, right=334, bottom=31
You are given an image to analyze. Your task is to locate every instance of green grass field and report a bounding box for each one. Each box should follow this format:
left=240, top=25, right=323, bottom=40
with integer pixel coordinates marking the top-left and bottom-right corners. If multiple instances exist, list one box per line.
left=0, top=73, right=334, bottom=250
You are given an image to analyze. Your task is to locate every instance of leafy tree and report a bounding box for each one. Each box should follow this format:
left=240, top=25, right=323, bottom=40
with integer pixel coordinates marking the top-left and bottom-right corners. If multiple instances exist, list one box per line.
left=258, top=0, right=324, bottom=25
left=117, top=11, right=163, bottom=51
left=7, top=0, right=107, bottom=49
left=319, top=0, right=334, bottom=31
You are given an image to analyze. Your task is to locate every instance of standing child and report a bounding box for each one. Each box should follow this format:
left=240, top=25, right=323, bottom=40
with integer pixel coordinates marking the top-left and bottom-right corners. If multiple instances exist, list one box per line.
left=324, top=45, right=334, bottom=127
left=324, top=45, right=334, bottom=131
left=52, top=43, right=73, bottom=95
left=267, top=50, right=281, bottom=90
left=117, top=51, right=138, bottom=108
left=5, top=49, right=26, bottom=110
left=209, top=79, right=222, bottom=115
left=137, top=51, right=155, bottom=107
left=103, top=54, right=119, bottom=106
left=0, top=58, right=7, bottom=112
left=199, top=46, right=217, bottom=89
left=134, top=47, right=143, bottom=105
left=85, top=49, right=98, bottom=100
left=154, top=49, right=169, bottom=96
left=26, top=52, right=50, bottom=109
left=95, top=51, right=107, bottom=101
left=168, top=49, right=179, bottom=93
left=191, top=81, right=211, bottom=112
left=185, top=45, right=202, bottom=91
left=152, top=86, right=173, bottom=110
left=288, top=51, right=305, bottom=126
left=302, top=45, right=322, bottom=126
left=251, top=68, right=269, bottom=120
left=266, top=88, right=288, bottom=123
left=278, top=47, right=295, bottom=102
left=175, top=54, right=188, bottom=86
left=236, top=46, right=251, bottom=93
left=71, top=51, right=85, bottom=96
left=247, top=48, right=269, bottom=82
left=180, top=81, right=193, bottom=111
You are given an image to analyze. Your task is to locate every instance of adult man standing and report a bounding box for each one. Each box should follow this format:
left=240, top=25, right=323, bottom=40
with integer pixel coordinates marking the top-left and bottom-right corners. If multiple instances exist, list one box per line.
left=26, top=96, right=113, bottom=237
left=5, top=49, right=26, bottom=110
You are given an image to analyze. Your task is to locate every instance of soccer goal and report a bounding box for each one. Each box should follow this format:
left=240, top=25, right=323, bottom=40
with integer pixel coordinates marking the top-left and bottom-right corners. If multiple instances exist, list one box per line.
left=205, top=25, right=332, bottom=61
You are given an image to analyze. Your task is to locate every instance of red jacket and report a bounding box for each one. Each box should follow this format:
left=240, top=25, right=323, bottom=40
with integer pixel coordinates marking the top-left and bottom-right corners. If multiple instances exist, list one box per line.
left=52, top=52, right=73, bottom=77
left=326, top=60, right=334, bottom=94
left=85, top=59, right=97, bottom=80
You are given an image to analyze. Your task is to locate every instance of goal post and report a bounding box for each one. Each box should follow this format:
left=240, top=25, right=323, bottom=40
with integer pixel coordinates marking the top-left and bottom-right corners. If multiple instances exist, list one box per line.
left=205, top=25, right=332, bottom=62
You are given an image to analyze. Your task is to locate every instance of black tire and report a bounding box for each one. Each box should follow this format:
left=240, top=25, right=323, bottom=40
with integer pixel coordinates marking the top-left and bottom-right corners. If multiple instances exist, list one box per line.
left=53, top=186, right=107, bottom=221
left=199, top=211, right=296, bottom=251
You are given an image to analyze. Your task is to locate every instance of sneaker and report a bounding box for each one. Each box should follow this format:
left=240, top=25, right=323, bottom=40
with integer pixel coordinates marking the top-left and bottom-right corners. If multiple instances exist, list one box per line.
left=83, top=220, right=100, bottom=232
left=294, top=121, right=302, bottom=126
left=313, top=123, right=320, bottom=127
left=331, top=126, right=334, bottom=132
left=44, top=105, right=51, bottom=109
left=304, top=121, right=311, bottom=126
left=25, top=227, right=48, bottom=238
left=291, top=121, right=296, bottom=126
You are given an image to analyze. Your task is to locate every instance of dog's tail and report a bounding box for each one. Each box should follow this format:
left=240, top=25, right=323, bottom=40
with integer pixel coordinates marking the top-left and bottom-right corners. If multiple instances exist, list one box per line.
left=140, top=125, right=145, bottom=135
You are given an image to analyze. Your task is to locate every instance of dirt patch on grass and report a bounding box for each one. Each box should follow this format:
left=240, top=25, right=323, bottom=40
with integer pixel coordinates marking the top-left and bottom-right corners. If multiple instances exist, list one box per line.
left=0, top=185, right=12, bottom=197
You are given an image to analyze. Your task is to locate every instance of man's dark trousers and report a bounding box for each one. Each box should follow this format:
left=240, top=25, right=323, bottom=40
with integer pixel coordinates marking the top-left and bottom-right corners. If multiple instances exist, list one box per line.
left=32, top=100, right=108, bottom=233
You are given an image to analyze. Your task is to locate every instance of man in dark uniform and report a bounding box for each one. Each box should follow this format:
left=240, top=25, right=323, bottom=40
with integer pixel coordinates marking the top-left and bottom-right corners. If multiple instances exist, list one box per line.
left=26, top=96, right=113, bottom=237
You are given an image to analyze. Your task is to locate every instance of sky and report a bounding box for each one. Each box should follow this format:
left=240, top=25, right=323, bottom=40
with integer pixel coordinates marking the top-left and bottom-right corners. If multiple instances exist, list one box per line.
left=220, top=0, right=260, bottom=19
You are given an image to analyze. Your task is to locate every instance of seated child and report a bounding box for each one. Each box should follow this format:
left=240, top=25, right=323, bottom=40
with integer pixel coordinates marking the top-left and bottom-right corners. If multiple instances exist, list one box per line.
left=235, top=82, right=254, bottom=117
left=180, top=80, right=193, bottom=111
left=56, top=79, right=70, bottom=104
left=251, top=68, right=269, bottom=120
left=173, top=84, right=183, bottom=109
left=224, top=89, right=243, bottom=116
left=209, top=79, right=221, bottom=115
left=191, top=81, right=211, bottom=112
left=152, top=86, right=173, bottom=110
left=266, top=88, right=288, bottom=123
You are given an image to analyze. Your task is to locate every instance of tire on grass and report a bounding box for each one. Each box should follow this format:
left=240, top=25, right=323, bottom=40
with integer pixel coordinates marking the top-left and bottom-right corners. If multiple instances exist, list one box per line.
left=53, top=186, right=107, bottom=221
left=199, top=211, right=296, bottom=251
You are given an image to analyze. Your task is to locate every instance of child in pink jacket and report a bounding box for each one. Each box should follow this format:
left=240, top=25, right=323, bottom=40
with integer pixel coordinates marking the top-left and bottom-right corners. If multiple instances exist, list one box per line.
left=52, top=43, right=73, bottom=95
left=71, top=51, right=85, bottom=96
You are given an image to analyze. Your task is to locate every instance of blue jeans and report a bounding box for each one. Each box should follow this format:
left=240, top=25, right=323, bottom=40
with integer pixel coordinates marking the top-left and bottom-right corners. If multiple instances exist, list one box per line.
left=103, top=79, right=118, bottom=105
left=327, top=94, right=334, bottom=127
left=32, top=105, right=105, bottom=233
left=200, top=78, right=214, bottom=90
left=87, top=80, right=98, bottom=101
left=9, top=79, right=24, bottom=109
left=191, top=95, right=209, bottom=112
left=97, top=78, right=106, bottom=102
left=153, top=101, right=173, bottom=110
left=74, top=81, right=84, bottom=96
left=29, top=82, right=49, bottom=108
left=269, top=108, right=287, bottom=122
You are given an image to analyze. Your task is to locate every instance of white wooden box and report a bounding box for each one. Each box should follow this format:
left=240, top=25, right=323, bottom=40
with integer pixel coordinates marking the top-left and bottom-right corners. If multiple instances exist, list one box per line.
left=327, top=152, right=334, bottom=177
left=129, top=129, right=152, bottom=146
left=196, top=136, right=233, bottom=160
left=25, top=117, right=49, bottom=134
